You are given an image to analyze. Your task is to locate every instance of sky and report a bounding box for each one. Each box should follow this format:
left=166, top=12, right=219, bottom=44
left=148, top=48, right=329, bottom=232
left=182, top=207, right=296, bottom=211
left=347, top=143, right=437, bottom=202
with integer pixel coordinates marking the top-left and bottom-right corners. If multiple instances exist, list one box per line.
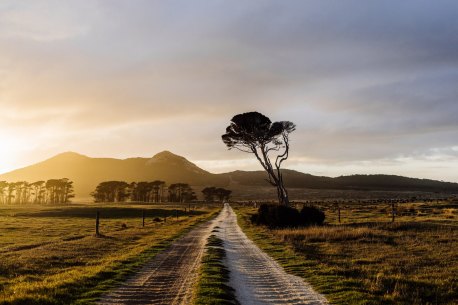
left=0, top=0, right=457, bottom=182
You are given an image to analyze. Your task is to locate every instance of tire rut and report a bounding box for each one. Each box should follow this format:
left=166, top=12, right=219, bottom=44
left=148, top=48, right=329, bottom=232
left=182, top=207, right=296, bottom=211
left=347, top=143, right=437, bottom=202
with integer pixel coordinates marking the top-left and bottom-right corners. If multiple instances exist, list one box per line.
left=98, top=212, right=224, bottom=305
left=215, top=204, right=329, bottom=305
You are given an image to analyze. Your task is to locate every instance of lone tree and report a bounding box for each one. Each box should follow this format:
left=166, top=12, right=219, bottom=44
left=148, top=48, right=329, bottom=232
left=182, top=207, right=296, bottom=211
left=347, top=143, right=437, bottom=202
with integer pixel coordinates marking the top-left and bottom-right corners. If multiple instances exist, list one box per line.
left=222, top=111, right=295, bottom=206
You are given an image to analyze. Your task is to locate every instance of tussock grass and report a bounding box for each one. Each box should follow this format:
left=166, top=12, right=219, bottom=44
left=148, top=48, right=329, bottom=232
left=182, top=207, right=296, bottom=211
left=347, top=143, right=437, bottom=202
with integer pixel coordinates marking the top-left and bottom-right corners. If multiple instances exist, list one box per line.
left=0, top=203, right=218, bottom=304
left=275, top=226, right=384, bottom=243
left=194, top=235, right=238, bottom=305
left=235, top=204, right=457, bottom=305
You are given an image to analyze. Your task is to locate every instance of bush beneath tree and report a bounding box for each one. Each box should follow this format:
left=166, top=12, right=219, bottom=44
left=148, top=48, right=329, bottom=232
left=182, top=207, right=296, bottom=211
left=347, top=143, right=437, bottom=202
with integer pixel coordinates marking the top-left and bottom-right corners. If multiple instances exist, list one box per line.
left=250, top=204, right=325, bottom=228
left=300, top=205, right=325, bottom=226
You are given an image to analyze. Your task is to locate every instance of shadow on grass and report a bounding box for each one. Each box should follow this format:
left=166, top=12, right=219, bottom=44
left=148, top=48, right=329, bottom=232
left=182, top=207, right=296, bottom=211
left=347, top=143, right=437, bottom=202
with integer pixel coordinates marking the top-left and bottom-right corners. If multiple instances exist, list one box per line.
left=15, top=207, right=205, bottom=219
left=331, top=221, right=455, bottom=232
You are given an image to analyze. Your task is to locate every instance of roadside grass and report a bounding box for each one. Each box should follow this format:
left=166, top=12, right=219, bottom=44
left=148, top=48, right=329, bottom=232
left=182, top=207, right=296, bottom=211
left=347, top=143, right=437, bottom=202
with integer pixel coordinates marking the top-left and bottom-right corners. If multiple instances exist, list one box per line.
left=0, top=203, right=219, bottom=304
left=234, top=203, right=457, bottom=305
left=194, top=233, right=238, bottom=305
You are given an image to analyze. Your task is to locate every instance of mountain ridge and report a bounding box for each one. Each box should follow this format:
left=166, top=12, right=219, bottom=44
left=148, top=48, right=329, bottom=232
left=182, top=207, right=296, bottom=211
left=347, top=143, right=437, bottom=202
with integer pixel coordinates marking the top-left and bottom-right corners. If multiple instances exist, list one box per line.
left=1, top=151, right=457, bottom=198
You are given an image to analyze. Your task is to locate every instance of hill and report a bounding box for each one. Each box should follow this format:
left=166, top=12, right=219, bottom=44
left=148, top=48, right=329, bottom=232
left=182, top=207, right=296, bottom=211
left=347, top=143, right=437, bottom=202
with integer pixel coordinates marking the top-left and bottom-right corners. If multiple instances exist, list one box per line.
left=221, top=170, right=458, bottom=192
left=0, top=151, right=228, bottom=198
left=1, top=151, right=457, bottom=199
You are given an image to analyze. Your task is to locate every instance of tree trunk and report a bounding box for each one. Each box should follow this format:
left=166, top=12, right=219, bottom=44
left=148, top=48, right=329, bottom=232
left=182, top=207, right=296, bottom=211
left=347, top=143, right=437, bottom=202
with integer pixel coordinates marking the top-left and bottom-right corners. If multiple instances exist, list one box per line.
left=265, top=168, right=289, bottom=206
left=278, top=185, right=290, bottom=206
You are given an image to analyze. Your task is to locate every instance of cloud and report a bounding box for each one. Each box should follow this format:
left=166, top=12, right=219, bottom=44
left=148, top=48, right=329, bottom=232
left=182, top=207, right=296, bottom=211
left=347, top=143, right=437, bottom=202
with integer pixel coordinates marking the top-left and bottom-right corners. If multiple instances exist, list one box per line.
left=0, top=0, right=456, bottom=182
left=0, top=1, right=99, bottom=41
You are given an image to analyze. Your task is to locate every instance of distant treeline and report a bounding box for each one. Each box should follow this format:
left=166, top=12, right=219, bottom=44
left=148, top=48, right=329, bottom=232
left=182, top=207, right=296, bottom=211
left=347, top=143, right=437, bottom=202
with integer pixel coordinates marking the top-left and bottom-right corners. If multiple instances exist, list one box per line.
left=90, top=181, right=195, bottom=203
left=202, top=187, right=232, bottom=202
left=92, top=181, right=232, bottom=203
left=0, top=179, right=74, bottom=205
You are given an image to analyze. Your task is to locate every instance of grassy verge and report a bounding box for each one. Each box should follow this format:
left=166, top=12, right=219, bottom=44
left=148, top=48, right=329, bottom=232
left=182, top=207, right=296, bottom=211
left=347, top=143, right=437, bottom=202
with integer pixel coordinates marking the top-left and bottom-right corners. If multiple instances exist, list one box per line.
left=234, top=206, right=457, bottom=305
left=0, top=204, right=219, bottom=304
left=194, top=234, right=238, bottom=305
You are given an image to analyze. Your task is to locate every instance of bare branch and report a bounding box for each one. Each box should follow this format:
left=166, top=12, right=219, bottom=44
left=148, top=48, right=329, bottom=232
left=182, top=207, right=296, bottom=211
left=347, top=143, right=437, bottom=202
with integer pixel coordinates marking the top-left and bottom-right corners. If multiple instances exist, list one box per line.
left=221, top=112, right=295, bottom=205
left=233, top=146, right=253, bottom=153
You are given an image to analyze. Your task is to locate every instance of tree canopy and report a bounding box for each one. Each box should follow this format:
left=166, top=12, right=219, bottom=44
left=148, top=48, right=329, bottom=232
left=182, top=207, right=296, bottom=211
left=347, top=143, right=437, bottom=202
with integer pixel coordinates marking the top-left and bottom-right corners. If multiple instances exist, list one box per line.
left=0, top=178, right=74, bottom=205
left=168, top=183, right=196, bottom=203
left=202, top=187, right=232, bottom=203
left=222, top=111, right=295, bottom=205
left=91, top=180, right=198, bottom=203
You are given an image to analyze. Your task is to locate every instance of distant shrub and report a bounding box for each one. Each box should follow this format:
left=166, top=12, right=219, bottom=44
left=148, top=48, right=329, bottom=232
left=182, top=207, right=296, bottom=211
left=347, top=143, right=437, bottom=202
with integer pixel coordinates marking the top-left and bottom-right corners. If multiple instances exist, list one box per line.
left=153, top=217, right=162, bottom=222
left=251, top=204, right=325, bottom=228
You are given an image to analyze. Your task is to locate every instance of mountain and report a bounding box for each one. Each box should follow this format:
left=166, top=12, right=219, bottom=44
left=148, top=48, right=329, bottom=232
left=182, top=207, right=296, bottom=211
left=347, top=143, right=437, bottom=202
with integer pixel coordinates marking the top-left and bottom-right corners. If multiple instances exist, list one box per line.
left=0, top=151, right=228, bottom=198
left=1, top=151, right=457, bottom=199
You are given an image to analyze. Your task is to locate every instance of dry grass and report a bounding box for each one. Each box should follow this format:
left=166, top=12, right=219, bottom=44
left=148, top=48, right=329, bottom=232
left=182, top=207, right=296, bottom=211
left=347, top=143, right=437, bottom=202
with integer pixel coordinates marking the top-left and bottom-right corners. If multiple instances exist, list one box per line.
left=275, top=223, right=457, bottom=303
left=0, top=203, right=218, bottom=304
left=275, top=225, right=384, bottom=242
left=235, top=201, right=458, bottom=305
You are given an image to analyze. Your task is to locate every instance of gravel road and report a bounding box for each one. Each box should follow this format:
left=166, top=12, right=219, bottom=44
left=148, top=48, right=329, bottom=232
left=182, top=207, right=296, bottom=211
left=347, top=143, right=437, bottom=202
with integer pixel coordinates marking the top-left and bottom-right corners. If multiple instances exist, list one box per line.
left=97, top=211, right=224, bottom=305
left=215, top=204, right=329, bottom=305
left=98, top=204, right=328, bottom=305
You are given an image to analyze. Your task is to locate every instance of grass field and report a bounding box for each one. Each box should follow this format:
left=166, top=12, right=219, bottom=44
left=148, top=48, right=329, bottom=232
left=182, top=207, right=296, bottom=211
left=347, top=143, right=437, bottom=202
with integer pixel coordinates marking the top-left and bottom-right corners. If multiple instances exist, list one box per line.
left=235, top=201, right=458, bottom=305
left=0, top=203, right=219, bottom=304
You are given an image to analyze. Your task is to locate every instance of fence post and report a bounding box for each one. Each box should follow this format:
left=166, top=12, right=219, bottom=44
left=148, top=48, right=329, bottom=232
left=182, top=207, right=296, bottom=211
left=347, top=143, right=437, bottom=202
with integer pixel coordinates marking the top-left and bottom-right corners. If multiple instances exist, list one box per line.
left=142, top=209, right=145, bottom=227
left=334, top=202, right=341, bottom=224
left=95, top=210, right=100, bottom=237
left=391, top=203, right=395, bottom=222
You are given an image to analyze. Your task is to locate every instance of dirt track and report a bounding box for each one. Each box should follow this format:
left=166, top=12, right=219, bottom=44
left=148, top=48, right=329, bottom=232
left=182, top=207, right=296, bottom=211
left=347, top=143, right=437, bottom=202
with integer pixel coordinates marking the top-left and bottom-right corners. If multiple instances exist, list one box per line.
left=97, top=212, right=223, bottom=305
left=215, top=204, right=329, bottom=305
left=98, top=205, right=328, bottom=305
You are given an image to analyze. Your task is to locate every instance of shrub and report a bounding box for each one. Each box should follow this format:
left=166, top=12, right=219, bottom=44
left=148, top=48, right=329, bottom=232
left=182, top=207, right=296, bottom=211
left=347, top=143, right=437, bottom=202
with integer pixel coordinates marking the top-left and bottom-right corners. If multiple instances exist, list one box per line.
left=251, top=204, right=325, bottom=228
left=300, top=205, right=325, bottom=226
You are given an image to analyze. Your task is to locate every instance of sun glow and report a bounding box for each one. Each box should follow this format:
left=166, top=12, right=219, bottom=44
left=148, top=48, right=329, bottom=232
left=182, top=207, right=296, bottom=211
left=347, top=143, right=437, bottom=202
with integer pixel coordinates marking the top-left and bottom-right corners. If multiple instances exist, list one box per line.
left=0, top=132, right=30, bottom=174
